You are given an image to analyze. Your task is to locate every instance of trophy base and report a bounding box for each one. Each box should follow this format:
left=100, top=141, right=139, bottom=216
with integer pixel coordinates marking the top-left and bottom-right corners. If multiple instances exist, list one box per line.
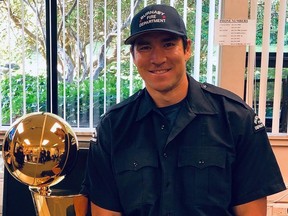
left=30, top=187, right=82, bottom=216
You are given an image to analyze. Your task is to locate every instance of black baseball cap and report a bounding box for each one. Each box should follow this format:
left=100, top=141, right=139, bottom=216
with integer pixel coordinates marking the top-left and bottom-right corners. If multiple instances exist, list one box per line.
left=124, top=4, right=187, bottom=45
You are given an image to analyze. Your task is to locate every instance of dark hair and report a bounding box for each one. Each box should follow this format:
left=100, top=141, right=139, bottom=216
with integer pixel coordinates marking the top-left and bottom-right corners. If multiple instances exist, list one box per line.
left=182, top=36, right=188, bottom=51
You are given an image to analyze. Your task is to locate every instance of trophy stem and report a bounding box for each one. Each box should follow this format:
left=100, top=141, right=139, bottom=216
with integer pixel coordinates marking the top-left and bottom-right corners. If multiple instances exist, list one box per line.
left=29, top=187, right=81, bottom=216
left=29, top=187, right=49, bottom=216
left=38, top=186, right=52, bottom=196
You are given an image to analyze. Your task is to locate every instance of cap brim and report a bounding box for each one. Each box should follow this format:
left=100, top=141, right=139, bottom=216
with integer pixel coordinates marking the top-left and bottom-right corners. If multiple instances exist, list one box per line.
left=124, top=28, right=186, bottom=45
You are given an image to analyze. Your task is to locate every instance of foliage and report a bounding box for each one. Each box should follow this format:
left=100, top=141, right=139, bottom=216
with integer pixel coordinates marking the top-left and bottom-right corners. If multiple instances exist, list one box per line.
left=0, top=0, right=216, bottom=81
left=256, top=0, right=288, bottom=48
left=56, top=60, right=143, bottom=126
left=0, top=74, right=47, bottom=125
left=0, top=67, right=143, bottom=127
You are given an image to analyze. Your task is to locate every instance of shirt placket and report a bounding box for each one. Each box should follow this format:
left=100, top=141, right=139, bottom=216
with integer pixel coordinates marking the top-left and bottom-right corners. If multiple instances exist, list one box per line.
left=153, top=111, right=175, bottom=216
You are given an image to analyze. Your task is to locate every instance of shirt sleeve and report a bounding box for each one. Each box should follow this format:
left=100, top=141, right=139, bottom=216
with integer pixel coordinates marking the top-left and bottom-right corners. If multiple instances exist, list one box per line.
left=231, top=110, right=286, bottom=206
left=85, top=118, right=123, bottom=212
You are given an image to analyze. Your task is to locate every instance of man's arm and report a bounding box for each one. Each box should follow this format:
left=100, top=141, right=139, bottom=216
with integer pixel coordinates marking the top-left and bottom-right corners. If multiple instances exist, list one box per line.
left=73, top=195, right=89, bottom=216
left=233, top=197, right=267, bottom=216
left=91, top=202, right=122, bottom=216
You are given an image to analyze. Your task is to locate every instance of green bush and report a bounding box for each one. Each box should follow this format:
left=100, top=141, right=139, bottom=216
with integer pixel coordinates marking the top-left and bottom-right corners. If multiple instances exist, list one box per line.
left=1, top=74, right=47, bottom=125
left=0, top=64, right=143, bottom=127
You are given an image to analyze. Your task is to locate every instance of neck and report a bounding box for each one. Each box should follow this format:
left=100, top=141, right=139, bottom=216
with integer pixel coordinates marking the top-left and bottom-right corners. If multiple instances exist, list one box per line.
left=147, top=77, right=189, bottom=108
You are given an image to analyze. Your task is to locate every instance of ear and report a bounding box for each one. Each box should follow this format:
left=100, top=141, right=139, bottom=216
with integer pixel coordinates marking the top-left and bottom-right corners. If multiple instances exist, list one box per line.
left=184, top=39, right=192, bottom=61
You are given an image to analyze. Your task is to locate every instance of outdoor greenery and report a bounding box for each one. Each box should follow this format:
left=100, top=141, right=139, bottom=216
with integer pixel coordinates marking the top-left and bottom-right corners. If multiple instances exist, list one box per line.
left=0, top=0, right=287, bottom=127
left=0, top=74, right=47, bottom=124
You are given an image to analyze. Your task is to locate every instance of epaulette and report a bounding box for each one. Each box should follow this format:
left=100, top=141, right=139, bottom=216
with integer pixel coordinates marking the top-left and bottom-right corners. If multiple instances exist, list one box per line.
left=200, top=82, right=266, bottom=132
left=200, top=82, right=250, bottom=110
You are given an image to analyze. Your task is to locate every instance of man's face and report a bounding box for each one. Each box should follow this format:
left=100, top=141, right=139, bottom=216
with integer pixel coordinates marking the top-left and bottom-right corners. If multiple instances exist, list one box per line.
left=132, top=31, right=191, bottom=94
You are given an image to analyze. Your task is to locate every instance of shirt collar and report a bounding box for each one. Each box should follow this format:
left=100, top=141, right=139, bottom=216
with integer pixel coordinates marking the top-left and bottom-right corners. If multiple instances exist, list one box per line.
left=185, top=76, right=217, bottom=115
left=136, top=90, right=156, bottom=121
left=136, top=75, right=217, bottom=121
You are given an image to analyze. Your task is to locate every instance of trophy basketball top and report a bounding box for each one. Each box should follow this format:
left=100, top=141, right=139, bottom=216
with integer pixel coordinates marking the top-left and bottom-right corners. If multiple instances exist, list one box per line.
left=2, top=112, right=79, bottom=194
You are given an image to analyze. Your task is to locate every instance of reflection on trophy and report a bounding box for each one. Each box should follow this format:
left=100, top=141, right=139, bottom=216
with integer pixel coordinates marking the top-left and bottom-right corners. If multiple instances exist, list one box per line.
left=2, top=112, right=79, bottom=216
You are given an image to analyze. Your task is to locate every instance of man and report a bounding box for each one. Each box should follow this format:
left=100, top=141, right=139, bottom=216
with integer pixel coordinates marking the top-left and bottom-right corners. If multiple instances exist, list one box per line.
left=84, top=4, right=286, bottom=216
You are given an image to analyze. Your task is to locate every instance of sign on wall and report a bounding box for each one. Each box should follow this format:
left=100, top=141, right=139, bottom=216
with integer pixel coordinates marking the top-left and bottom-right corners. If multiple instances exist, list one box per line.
left=214, top=19, right=256, bottom=46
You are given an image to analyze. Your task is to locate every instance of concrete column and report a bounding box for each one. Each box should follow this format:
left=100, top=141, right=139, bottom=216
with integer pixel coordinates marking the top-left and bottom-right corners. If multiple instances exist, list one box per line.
left=218, top=0, right=249, bottom=98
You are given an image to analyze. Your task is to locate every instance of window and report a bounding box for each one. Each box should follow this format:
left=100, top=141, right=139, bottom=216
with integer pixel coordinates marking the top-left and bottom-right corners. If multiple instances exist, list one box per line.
left=0, top=0, right=220, bottom=130
left=245, top=0, right=288, bottom=134
left=0, top=2, right=287, bottom=130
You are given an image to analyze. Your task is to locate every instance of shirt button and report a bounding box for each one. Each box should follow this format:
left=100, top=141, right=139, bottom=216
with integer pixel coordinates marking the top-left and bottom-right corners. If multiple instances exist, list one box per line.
left=133, top=161, right=138, bottom=167
left=198, top=160, right=205, bottom=164
left=163, top=152, right=168, bottom=158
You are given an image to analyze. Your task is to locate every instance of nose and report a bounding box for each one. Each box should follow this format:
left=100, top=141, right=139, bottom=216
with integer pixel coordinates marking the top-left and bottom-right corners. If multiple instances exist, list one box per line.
left=150, top=46, right=166, bottom=66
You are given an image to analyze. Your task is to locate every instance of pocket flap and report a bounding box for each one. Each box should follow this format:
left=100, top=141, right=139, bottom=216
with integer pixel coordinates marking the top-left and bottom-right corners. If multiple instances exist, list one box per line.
left=114, top=149, right=158, bottom=173
left=178, top=146, right=226, bottom=169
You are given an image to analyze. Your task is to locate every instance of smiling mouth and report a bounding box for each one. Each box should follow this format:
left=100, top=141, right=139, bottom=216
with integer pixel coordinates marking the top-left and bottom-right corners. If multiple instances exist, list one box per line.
left=149, top=69, right=170, bottom=74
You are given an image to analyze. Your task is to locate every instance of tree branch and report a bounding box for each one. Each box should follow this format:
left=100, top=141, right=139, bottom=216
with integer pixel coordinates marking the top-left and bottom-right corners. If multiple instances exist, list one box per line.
left=92, top=0, right=142, bottom=80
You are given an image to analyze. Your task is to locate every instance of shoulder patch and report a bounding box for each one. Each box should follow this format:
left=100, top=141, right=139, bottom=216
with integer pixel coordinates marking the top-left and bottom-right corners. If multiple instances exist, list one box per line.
left=254, top=115, right=265, bottom=132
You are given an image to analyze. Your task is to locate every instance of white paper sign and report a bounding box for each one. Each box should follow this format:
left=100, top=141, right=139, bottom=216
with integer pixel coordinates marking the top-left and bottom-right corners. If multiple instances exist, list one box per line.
left=214, top=19, right=256, bottom=46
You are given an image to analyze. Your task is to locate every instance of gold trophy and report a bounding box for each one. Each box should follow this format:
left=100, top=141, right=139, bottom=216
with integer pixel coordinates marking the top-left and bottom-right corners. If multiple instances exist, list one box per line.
left=2, top=112, right=79, bottom=216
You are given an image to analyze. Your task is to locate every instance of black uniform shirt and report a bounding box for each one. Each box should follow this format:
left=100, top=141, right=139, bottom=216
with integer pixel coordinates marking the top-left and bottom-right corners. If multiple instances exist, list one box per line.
left=85, top=75, right=286, bottom=216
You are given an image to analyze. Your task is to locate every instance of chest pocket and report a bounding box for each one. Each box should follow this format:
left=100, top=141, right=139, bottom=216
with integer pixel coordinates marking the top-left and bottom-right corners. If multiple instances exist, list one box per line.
left=114, top=149, right=158, bottom=173
left=113, top=148, right=160, bottom=213
left=179, top=146, right=226, bottom=169
left=177, top=146, right=229, bottom=205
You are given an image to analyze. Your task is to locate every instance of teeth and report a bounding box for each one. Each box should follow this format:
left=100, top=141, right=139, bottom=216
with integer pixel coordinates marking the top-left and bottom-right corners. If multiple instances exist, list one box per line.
left=151, top=69, right=168, bottom=74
